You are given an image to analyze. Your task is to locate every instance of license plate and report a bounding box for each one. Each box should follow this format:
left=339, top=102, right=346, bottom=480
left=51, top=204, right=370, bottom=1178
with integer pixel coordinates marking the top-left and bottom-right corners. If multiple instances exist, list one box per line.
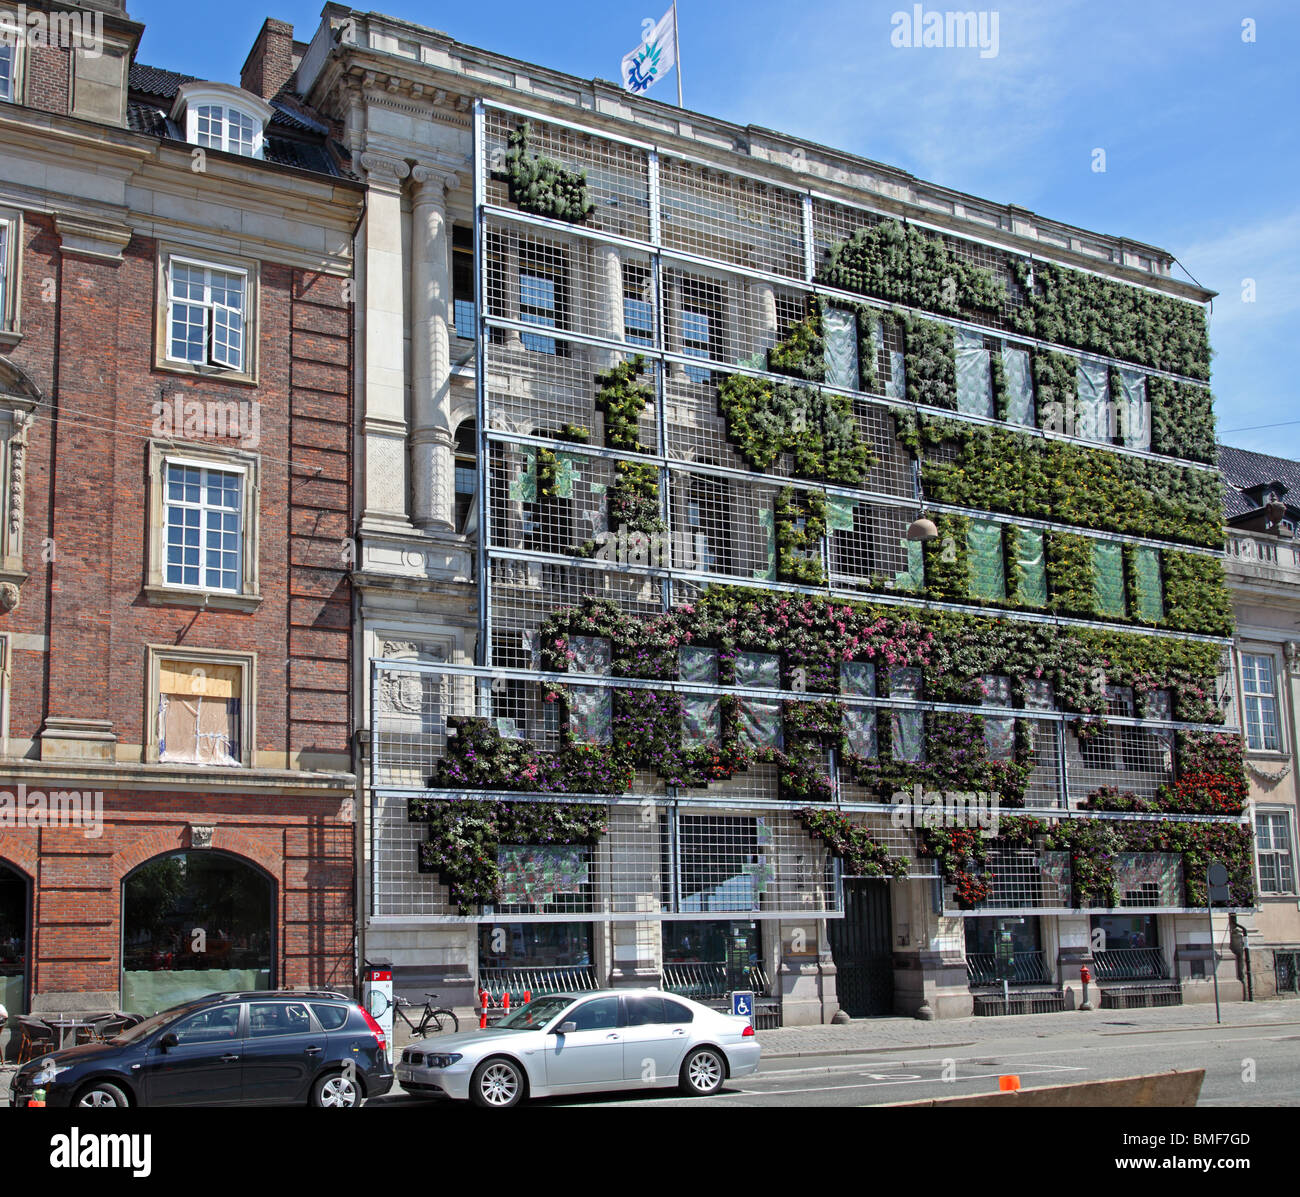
left=396, top=1068, right=413, bottom=1082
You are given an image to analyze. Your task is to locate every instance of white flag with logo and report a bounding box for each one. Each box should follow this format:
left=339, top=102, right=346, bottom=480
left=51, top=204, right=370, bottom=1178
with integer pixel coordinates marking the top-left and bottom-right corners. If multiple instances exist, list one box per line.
left=621, top=7, right=677, bottom=95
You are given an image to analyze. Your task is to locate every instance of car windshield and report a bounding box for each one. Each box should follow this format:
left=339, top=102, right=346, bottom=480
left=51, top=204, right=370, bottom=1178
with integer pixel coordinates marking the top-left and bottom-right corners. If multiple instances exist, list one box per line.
left=110, top=1003, right=203, bottom=1046
left=493, top=995, right=576, bottom=1030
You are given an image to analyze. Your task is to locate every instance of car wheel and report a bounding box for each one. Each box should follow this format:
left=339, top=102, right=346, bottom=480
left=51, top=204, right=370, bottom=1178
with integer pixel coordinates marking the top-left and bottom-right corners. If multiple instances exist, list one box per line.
left=75, top=1081, right=130, bottom=1108
left=470, top=1057, right=526, bottom=1109
left=311, top=1071, right=362, bottom=1108
left=679, top=1047, right=725, bottom=1097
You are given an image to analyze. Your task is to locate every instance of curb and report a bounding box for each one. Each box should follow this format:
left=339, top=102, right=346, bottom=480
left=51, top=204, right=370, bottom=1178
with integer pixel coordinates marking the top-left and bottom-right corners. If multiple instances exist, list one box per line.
left=762, top=1040, right=975, bottom=1060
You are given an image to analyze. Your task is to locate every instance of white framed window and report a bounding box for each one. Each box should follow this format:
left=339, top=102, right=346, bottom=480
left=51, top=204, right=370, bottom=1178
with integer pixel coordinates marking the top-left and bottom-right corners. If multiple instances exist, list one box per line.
left=167, top=257, right=247, bottom=370
left=145, top=442, right=261, bottom=611
left=172, top=83, right=271, bottom=161
left=193, top=103, right=261, bottom=158
left=1241, top=651, right=1282, bottom=752
left=147, top=646, right=256, bottom=768
left=1256, top=810, right=1296, bottom=895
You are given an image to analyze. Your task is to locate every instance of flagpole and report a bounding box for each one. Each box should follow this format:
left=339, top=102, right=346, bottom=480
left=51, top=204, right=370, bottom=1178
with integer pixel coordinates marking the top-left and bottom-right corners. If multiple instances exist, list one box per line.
left=673, top=0, right=683, bottom=107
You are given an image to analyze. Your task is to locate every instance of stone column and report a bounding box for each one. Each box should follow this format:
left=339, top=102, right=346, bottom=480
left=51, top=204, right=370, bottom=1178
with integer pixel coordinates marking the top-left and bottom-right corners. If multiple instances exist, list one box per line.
left=749, top=279, right=778, bottom=358
left=410, top=164, right=461, bottom=532
left=358, top=152, right=413, bottom=531
left=593, top=241, right=624, bottom=370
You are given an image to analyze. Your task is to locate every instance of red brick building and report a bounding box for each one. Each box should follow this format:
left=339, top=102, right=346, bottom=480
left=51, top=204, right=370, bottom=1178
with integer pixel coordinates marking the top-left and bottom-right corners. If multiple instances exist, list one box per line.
left=0, top=3, right=364, bottom=1016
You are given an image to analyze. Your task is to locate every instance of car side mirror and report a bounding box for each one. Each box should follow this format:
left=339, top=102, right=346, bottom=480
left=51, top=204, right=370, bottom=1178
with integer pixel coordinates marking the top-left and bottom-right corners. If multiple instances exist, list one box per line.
left=553, top=1021, right=577, bottom=1035
left=157, top=1032, right=179, bottom=1051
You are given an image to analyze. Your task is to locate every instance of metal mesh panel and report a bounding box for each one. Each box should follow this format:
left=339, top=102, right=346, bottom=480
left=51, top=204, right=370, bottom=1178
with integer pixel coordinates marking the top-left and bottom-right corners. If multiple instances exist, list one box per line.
left=948, top=849, right=1073, bottom=912
left=660, top=157, right=805, bottom=279
left=484, top=108, right=651, bottom=242
left=828, top=501, right=914, bottom=592
left=1066, top=724, right=1174, bottom=800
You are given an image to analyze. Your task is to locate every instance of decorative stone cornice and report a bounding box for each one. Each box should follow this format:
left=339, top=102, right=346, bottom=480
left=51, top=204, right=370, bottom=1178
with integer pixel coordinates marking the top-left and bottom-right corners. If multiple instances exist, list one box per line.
left=411, top=164, right=461, bottom=196
left=54, top=213, right=133, bottom=262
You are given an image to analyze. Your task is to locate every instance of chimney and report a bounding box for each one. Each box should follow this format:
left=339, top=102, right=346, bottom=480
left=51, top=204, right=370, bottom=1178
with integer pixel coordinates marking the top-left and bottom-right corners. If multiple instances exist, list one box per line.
left=241, top=18, right=295, bottom=100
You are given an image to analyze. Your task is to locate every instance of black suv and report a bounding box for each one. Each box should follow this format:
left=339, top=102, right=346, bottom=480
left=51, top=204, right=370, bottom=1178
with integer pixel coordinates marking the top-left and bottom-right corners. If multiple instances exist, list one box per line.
left=8, top=990, right=393, bottom=1108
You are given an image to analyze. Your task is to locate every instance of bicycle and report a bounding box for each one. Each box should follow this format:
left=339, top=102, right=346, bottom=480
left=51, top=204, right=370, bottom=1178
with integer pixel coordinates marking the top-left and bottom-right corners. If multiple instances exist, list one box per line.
left=393, top=992, right=459, bottom=1037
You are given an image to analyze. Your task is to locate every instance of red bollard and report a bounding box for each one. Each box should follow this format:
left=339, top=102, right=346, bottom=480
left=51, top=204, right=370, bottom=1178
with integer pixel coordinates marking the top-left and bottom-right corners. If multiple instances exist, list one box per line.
left=503, top=991, right=511, bottom=1012
left=479, top=988, right=489, bottom=1029
left=523, top=989, right=532, bottom=1004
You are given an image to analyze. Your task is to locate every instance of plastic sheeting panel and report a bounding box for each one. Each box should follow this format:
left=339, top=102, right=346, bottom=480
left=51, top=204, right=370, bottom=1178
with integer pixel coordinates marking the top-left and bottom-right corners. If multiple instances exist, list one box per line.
left=876, top=318, right=905, bottom=401
left=1015, top=528, right=1047, bottom=607
left=1116, top=368, right=1150, bottom=450
left=823, top=307, right=860, bottom=391
left=735, top=652, right=780, bottom=689
left=571, top=636, right=611, bottom=675
left=895, top=538, right=924, bottom=592
left=498, top=846, right=591, bottom=908
left=889, top=667, right=924, bottom=763
left=569, top=690, right=612, bottom=744
left=841, top=661, right=878, bottom=759
left=754, top=508, right=777, bottom=580
left=739, top=699, right=782, bottom=749
left=967, top=519, right=1006, bottom=601
left=955, top=329, right=994, bottom=418
left=1133, top=546, right=1163, bottom=621
left=1002, top=346, right=1034, bottom=426
left=1, top=973, right=23, bottom=1016
left=1093, top=540, right=1127, bottom=617
left=680, top=646, right=718, bottom=684
left=980, top=674, right=1015, bottom=761
left=1075, top=358, right=1111, bottom=442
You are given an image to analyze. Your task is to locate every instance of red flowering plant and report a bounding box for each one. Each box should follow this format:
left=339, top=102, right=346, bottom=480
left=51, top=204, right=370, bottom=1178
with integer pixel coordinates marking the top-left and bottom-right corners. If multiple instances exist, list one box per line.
left=798, top=808, right=909, bottom=879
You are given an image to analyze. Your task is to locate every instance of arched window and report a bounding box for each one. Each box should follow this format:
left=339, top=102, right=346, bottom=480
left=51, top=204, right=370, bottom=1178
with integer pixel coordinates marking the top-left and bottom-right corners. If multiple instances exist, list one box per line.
left=172, top=83, right=273, bottom=161
left=0, top=861, right=30, bottom=1015
left=121, top=851, right=274, bottom=1014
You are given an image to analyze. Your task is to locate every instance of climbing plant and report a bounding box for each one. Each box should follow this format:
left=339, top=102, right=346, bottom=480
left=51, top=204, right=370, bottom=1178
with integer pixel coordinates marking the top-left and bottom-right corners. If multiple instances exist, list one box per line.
left=775, top=487, right=827, bottom=585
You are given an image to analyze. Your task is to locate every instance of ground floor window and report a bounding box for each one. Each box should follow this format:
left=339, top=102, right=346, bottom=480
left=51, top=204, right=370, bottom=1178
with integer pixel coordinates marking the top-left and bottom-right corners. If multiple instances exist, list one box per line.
left=662, top=920, right=763, bottom=998
left=0, top=862, right=28, bottom=1014
left=1090, top=914, right=1166, bottom=981
left=121, top=850, right=273, bottom=1014
left=964, top=916, right=1047, bottom=985
left=477, top=922, right=593, bottom=969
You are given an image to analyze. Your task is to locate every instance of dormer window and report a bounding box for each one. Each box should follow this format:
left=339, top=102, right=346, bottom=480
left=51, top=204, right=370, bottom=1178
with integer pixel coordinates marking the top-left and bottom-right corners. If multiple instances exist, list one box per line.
left=172, top=82, right=272, bottom=161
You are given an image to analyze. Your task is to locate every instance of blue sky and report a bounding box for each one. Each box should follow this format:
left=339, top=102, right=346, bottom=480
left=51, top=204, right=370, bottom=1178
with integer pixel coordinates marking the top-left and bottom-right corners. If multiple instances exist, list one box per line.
left=132, top=0, right=1300, bottom=458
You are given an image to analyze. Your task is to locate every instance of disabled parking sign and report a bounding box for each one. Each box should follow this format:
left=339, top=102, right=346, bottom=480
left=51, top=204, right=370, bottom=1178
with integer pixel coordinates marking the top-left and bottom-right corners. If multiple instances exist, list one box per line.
left=731, top=991, right=755, bottom=1024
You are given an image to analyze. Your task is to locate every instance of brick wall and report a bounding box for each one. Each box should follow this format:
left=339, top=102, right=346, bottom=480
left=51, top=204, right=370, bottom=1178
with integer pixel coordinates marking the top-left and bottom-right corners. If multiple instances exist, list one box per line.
left=24, top=44, right=71, bottom=114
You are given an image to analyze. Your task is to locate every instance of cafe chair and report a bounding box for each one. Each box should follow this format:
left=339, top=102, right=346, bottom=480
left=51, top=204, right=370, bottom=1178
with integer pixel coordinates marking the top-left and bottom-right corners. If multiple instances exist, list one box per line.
left=15, top=1017, right=56, bottom=1064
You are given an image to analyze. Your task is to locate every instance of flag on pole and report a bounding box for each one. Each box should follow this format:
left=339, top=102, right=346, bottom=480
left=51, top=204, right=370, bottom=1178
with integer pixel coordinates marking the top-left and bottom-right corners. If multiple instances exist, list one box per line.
left=621, top=6, right=678, bottom=97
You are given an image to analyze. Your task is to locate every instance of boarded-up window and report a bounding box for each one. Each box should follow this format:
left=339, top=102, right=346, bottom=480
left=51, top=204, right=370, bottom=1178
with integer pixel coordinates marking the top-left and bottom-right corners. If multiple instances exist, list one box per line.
left=158, top=661, right=242, bottom=766
left=1115, top=368, right=1150, bottom=450
left=1075, top=358, right=1111, bottom=443
left=889, top=667, right=924, bottom=763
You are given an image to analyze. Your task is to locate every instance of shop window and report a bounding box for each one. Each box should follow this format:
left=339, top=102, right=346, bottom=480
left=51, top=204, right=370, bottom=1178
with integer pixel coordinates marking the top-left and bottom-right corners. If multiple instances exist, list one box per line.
left=121, top=851, right=273, bottom=1014
left=478, top=922, right=593, bottom=968
left=0, top=862, right=28, bottom=1015
left=840, top=661, right=877, bottom=759
left=964, top=916, right=1045, bottom=985
left=889, top=667, right=924, bottom=763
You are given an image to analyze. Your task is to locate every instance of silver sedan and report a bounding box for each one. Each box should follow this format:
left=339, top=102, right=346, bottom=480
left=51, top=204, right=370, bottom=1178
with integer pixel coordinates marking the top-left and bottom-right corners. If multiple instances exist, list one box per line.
left=395, top=988, right=761, bottom=1107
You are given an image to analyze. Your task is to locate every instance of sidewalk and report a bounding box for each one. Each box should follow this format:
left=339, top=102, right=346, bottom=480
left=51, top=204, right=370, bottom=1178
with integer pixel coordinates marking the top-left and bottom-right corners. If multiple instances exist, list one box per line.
left=754, top=999, right=1300, bottom=1059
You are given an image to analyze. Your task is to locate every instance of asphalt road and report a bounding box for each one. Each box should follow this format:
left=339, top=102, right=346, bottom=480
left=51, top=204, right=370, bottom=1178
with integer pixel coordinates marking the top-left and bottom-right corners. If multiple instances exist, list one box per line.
left=379, top=1018, right=1300, bottom=1108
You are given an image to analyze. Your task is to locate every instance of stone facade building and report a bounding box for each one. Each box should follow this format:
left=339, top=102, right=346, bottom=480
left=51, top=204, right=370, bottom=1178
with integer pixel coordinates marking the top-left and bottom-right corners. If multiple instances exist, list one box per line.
left=0, top=3, right=363, bottom=1016
left=283, top=5, right=1251, bottom=1024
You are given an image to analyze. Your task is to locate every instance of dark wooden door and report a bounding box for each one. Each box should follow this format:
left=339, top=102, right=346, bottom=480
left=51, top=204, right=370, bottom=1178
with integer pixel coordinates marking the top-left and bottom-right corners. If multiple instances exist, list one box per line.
left=828, top=879, right=894, bottom=1017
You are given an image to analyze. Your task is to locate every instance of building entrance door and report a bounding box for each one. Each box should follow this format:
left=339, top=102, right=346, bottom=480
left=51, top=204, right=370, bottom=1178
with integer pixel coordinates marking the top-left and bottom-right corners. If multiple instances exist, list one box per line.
left=828, top=879, right=894, bottom=1016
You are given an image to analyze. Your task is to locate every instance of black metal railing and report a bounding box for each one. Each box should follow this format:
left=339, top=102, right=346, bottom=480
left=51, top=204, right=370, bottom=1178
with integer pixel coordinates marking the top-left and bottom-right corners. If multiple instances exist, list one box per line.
left=1092, top=948, right=1167, bottom=982
left=966, top=951, right=1053, bottom=987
